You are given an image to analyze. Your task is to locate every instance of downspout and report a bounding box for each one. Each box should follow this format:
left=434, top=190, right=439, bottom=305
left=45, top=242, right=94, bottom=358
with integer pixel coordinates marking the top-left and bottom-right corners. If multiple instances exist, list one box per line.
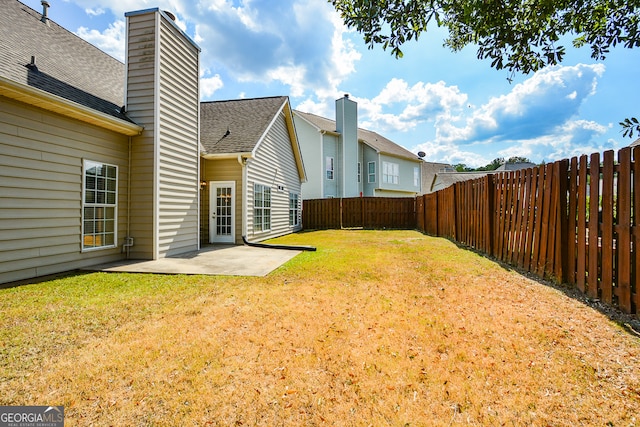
left=122, top=136, right=134, bottom=258
left=238, top=155, right=247, bottom=242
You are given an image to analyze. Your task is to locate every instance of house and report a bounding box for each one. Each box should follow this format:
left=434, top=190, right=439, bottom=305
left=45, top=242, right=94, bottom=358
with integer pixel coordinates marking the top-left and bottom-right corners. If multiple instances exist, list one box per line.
left=0, top=0, right=305, bottom=285
left=495, top=162, right=536, bottom=171
left=199, top=97, right=306, bottom=245
left=430, top=171, right=497, bottom=193
left=420, top=161, right=454, bottom=195
left=293, top=95, right=423, bottom=199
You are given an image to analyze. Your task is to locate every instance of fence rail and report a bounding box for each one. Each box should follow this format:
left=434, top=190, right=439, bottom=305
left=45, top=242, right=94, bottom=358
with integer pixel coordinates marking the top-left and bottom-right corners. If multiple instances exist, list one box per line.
left=302, top=147, right=639, bottom=316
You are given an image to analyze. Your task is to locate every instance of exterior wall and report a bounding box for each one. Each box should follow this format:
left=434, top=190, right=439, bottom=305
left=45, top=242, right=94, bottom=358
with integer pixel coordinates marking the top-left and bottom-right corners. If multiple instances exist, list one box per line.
left=322, top=134, right=340, bottom=198
left=377, top=153, right=421, bottom=196
left=200, top=158, right=243, bottom=245
left=293, top=116, right=323, bottom=200
left=362, top=144, right=378, bottom=197
left=157, top=16, right=200, bottom=256
left=246, top=112, right=303, bottom=242
left=125, top=11, right=156, bottom=259
left=0, top=96, right=129, bottom=284
left=125, top=9, right=200, bottom=259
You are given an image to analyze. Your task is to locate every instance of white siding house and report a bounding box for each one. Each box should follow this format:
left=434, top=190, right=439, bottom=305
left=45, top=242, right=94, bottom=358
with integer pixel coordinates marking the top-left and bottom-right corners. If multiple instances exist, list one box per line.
left=294, top=95, right=422, bottom=199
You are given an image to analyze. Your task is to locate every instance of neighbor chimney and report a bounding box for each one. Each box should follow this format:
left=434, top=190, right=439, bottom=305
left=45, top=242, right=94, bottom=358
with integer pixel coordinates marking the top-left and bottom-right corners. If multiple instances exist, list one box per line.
left=40, top=1, right=50, bottom=25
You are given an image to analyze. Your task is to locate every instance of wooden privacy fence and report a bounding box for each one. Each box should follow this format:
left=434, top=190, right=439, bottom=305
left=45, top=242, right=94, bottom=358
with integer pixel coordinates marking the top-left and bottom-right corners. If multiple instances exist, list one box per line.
left=416, top=147, right=639, bottom=315
left=302, top=147, right=639, bottom=316
left=303, top=197, right=416, bottom=229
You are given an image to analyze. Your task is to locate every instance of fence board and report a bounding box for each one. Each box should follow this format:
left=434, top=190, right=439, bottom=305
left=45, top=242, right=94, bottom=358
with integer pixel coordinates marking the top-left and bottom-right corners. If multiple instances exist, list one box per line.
left=634, top=147, right=640, bottom=313
left=567, top=156, right=579, bottom=285
left=601, top=150, right=615, bottom=304
left=618, top=148, right=632, bottom=313
left=588, top=152, right=600, bottom=299
left=576, top=155, right=588, bottom=292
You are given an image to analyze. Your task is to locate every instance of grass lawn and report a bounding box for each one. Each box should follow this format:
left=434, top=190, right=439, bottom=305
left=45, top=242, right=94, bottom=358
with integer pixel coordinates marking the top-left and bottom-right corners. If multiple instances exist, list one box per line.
left=1, top=230, right=639, bottom=426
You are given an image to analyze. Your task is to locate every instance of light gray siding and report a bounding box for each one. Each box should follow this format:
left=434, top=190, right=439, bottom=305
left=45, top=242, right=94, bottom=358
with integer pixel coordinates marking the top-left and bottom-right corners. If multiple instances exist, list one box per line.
left=246, top=112, right=302, bottom=242
left=378, top=153, right=421, bottom=196
left=322, top=134, right=340, bottom=198
left=293, top=115, right=323, bottom=200
left=0, top=96, right=129, bottom=284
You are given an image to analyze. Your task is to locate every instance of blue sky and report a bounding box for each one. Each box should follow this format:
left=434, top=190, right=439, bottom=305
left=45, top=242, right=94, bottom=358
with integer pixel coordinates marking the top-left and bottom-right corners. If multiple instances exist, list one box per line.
left=23, top=0, right=639, bottom=167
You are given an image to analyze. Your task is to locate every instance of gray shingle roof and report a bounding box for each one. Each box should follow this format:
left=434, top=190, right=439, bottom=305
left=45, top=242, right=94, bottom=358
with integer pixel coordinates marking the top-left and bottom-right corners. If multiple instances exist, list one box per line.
left=200, top=96, right=288, bottom=155
left=0, top=0, right=130, bottom=122
left=294, top=110, right=420, bottom=161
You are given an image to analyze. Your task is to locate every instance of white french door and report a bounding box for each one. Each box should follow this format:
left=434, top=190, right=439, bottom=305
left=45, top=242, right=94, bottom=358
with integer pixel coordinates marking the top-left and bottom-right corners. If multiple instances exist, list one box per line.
left=209, top=181, right=235, bottom=244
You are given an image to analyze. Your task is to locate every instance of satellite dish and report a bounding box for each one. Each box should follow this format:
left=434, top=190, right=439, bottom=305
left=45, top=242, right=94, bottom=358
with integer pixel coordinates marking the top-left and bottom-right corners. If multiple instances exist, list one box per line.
left=417, top=151, right=426, bottom=158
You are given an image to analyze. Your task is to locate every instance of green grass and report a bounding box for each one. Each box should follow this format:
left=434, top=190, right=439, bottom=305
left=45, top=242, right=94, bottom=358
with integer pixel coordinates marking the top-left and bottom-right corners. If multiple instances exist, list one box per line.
left=1, top=230, right=639, bottom=426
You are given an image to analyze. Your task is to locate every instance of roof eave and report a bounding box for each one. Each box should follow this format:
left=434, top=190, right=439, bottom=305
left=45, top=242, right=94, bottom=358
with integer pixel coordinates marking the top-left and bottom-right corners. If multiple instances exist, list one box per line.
left=201, top=152, right=253, bottom=160
left=0, top=76, right=143, bottom=136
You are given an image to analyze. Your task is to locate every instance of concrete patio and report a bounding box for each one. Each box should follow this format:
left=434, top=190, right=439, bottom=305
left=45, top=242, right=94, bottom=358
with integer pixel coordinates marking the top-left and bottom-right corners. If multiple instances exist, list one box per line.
left=85, top=244, right=302, bottom=277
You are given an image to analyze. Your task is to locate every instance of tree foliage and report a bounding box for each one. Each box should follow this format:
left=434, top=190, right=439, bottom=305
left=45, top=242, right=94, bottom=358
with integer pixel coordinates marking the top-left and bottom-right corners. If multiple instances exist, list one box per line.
left=454, top=157, right=532, bottom=172
left=331, top=0, right=640, bottom=136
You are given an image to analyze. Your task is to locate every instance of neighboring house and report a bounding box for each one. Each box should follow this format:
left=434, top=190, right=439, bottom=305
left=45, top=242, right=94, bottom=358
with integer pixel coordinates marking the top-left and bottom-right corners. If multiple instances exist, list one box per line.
left=294, top=95, right=423, bottom=199
left=429, top=162, right=536, bottom=193
left=630, top=138, right=640, bottom=147
left=199, top=97, right=306, bottom=245
left=420, top=161, right=454, bottom=195
left=430, top=172, right=496, bottom=193
left=495, top=162, right=536, bottom=171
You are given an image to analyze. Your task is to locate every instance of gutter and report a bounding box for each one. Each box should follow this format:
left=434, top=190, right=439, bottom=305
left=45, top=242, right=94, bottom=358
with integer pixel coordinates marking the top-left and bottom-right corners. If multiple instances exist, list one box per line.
left=0, top=76, right=143, bottom=136
left=242, top=235, right=316, bottom=252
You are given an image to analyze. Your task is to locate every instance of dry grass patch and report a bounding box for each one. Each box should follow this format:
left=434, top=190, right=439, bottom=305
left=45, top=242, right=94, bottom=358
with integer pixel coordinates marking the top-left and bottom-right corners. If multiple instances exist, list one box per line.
left=1, top=230, right=639, bottom=425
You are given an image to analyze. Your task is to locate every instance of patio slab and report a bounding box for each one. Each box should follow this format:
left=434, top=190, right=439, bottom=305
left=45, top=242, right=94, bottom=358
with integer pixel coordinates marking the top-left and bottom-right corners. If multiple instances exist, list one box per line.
left=85, top=245, right=301, bottom=277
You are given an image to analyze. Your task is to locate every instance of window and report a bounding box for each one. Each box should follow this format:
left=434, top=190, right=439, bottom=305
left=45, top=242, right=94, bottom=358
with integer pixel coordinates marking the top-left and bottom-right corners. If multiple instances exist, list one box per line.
left=383, top=161, right=399, bottom=184
left=368, top=161, right=376, bottom=183
left=289, top=193, right=300, bottom=226
left=414, top=166, right=420, bottom=187
left=254, top=183, right=271, bottom=232
left=326, top=157, right=334, bottom=180
left=357, top=162, right=361, bottom=183
left=83, top=160, right=117, bottom=250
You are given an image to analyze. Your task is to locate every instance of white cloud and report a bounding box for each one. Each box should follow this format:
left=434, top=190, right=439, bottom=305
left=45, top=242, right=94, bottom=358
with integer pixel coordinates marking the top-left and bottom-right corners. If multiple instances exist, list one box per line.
left=356, top=78, right=467, bottom=133
left=407, top=64, right=609, bottom=166
left=85, top=7, right=105, bottom=16
left=200, top=73, right=224, bottom=99
left=75, top=19, right=126, bottom=61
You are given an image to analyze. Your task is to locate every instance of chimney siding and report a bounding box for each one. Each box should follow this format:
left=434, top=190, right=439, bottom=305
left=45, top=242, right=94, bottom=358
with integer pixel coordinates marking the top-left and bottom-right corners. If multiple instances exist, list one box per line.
left=125, top=9, right=200, bottom=259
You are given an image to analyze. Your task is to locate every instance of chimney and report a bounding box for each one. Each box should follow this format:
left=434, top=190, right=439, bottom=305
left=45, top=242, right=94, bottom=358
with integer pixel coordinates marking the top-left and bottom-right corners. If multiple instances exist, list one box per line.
left=40, top=1, right=50, bottom=25
left=336, top=94, right=358, bottom=197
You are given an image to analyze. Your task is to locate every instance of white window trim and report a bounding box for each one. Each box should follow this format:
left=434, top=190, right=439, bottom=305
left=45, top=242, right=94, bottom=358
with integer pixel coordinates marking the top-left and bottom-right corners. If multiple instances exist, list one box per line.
left=82, top=159, right=118, bottom=252
left=414, top=166, right=420, bottom=187
left=254, top=183, right=272, bottom=233
left=383, top=161, right=399, bottom=185
left=289, top=192, right=300, bottom=227
left=368, top=161, right=376, bottom=183
left=326, top=156, right=334, bottom=180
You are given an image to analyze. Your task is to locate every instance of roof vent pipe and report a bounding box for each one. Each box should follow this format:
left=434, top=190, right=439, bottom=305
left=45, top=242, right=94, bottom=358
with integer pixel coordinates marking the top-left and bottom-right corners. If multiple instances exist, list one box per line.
left=40, top=0, right=50, bottom=24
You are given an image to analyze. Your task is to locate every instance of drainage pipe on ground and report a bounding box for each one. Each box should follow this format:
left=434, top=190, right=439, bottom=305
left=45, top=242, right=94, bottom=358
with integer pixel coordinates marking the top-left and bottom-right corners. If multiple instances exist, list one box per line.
left=242, top=236, right=316, bottom=251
